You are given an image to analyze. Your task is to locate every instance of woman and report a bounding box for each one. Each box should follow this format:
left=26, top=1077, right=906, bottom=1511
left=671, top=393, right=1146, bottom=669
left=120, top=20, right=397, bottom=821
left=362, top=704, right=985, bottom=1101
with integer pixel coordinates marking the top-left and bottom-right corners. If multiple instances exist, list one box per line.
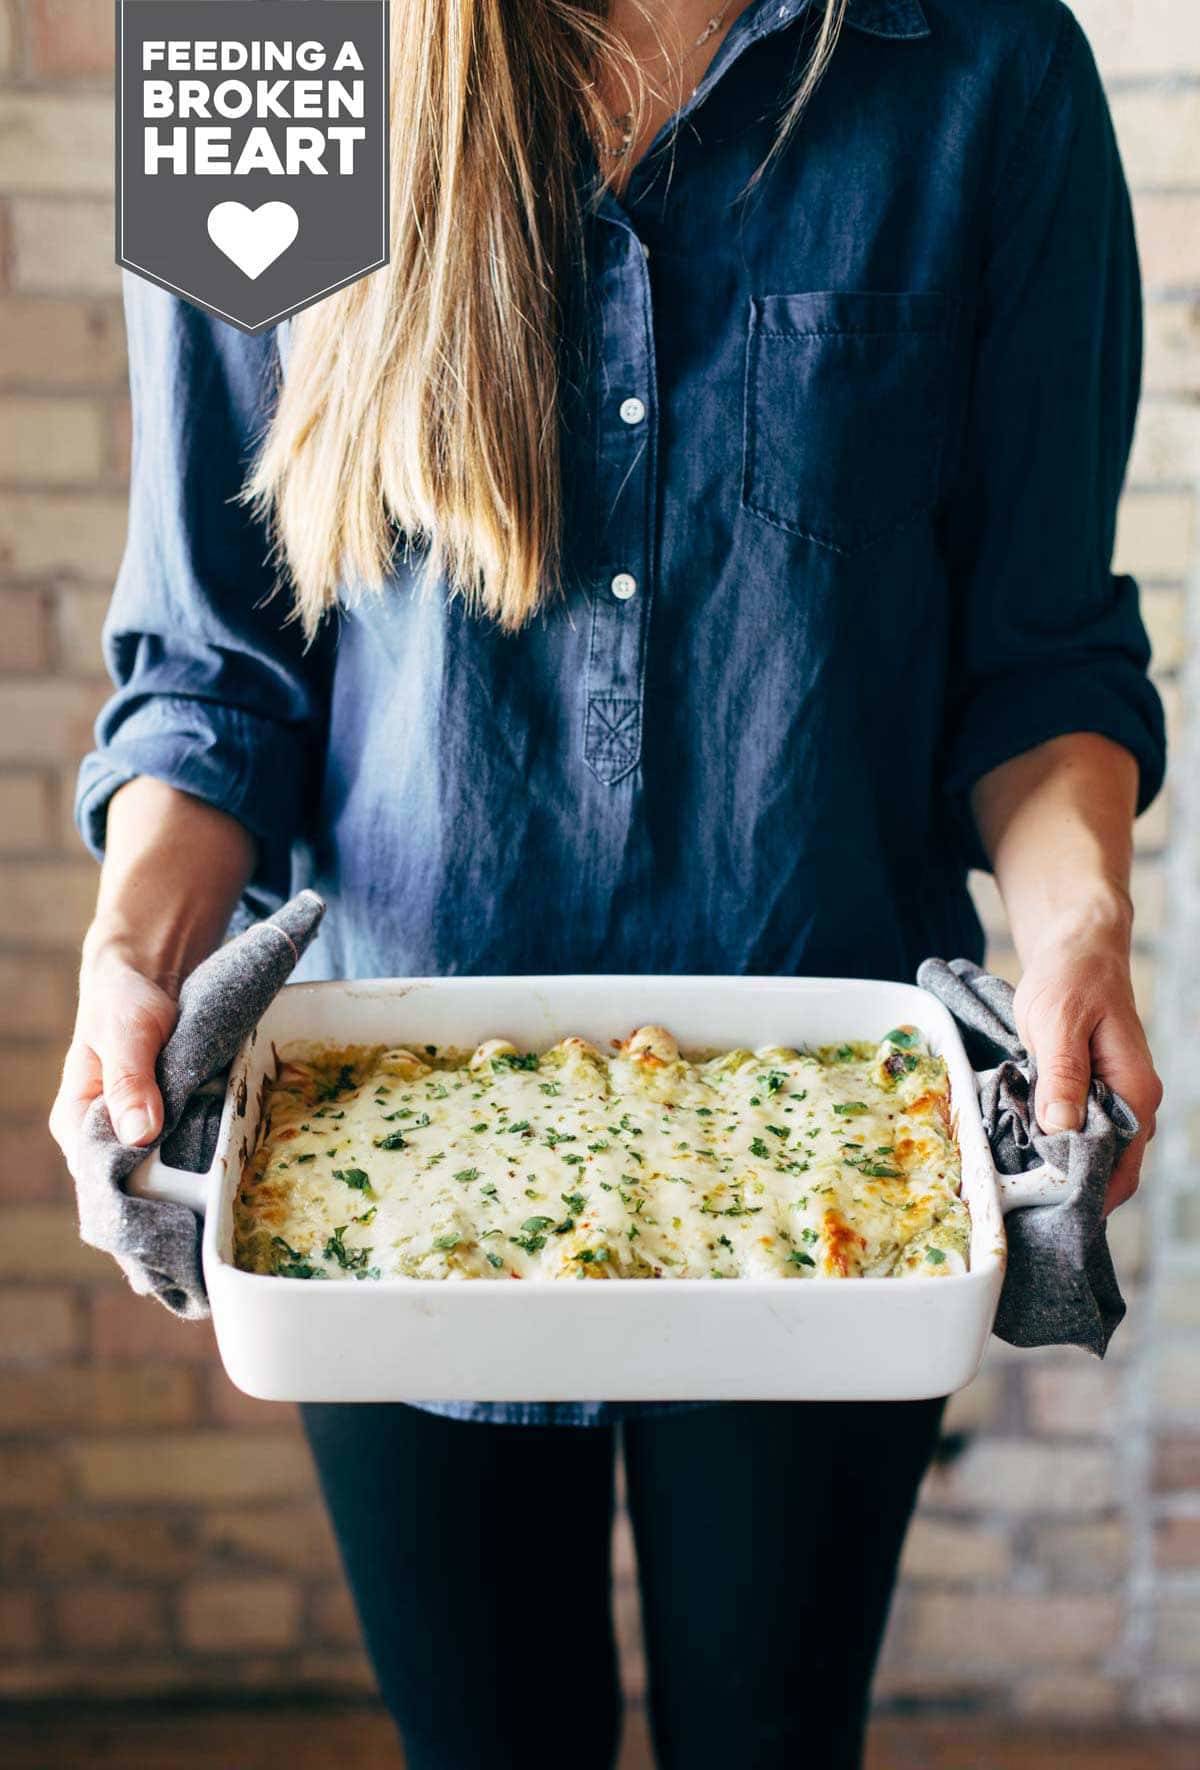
left=54, top=1, right=1164, bottom=1764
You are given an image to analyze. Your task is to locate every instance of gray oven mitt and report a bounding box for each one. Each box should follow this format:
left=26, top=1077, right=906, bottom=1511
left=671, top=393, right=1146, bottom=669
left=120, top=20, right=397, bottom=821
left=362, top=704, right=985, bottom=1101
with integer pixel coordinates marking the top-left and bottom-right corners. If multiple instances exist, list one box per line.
left=72, top=891, right=326, bottom=1320
left=917, top=956, right=1137, bottom=1356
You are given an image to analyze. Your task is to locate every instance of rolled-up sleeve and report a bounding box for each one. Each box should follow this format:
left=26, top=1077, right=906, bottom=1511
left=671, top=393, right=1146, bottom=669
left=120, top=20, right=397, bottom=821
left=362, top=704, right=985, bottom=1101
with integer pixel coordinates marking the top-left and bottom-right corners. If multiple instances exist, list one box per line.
left=75, top=274, right=334, bottom=911
left=939, top=6, right=1166, bottom=867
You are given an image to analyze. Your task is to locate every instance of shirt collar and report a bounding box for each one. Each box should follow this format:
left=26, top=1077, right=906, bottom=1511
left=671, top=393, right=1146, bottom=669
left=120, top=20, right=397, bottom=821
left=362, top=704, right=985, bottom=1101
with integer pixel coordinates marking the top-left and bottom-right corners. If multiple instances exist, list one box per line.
left=844, top=0, right=930, bottom=40
left=763, top=0, right=930, bottom=42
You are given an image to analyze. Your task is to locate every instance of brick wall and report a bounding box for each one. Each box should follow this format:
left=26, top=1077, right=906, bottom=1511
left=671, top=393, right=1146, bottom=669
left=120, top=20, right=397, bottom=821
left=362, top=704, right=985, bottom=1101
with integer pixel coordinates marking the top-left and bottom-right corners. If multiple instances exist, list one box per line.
left=0, top=0, right=1197, bottom=1721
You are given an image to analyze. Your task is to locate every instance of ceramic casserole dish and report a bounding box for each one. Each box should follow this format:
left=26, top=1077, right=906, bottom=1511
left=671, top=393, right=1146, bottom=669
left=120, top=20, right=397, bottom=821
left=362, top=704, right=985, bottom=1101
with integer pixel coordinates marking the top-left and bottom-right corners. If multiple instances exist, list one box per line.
left=129, top=974, right=1062, bottom=1402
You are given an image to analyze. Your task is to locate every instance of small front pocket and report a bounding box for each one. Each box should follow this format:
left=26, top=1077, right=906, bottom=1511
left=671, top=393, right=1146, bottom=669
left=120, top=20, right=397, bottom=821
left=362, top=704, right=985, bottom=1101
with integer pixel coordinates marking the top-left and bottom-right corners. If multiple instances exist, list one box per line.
left=741, top=290, right=952, bottom=555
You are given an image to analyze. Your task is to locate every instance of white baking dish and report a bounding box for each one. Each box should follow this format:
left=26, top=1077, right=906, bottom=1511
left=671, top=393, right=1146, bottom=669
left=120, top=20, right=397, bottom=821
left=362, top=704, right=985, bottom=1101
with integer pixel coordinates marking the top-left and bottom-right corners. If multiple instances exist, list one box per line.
left=130, top=975, right=1062, bottom=1403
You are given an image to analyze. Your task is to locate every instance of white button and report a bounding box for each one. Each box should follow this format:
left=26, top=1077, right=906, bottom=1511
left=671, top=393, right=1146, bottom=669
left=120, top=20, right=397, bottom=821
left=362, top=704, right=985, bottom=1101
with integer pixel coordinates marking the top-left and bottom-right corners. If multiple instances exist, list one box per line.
left=611, top=572, right=638, bottom=601
left=619, top=397, right=646, bottom=426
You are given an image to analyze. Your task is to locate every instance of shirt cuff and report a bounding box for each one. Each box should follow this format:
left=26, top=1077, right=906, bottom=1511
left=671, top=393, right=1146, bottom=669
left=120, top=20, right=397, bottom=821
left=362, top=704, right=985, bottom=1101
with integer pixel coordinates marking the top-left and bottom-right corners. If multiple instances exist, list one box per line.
left=943, top=660, right=1167, bottom=874
left=75, top=694, right=311, bottom=915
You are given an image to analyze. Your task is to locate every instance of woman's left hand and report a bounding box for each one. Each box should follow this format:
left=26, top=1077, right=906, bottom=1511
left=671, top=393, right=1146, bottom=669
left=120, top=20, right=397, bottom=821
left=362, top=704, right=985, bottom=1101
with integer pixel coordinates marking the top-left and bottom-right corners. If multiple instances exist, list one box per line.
left=1012, top=926, right=1162, bottom=1214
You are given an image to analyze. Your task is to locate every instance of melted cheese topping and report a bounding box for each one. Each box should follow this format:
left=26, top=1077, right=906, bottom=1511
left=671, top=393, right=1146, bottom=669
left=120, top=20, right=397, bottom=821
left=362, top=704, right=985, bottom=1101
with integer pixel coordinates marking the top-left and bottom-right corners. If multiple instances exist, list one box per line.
left=233, top=1026, right=969, bottom=1282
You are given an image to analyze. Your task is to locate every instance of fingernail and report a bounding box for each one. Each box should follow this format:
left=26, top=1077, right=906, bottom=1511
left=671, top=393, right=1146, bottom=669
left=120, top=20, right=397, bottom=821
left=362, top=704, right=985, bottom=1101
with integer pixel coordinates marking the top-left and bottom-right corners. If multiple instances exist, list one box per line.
left=117, top=1106, right=153, bottom=1146
left=1042, top=1100, right=1083, bottom=1133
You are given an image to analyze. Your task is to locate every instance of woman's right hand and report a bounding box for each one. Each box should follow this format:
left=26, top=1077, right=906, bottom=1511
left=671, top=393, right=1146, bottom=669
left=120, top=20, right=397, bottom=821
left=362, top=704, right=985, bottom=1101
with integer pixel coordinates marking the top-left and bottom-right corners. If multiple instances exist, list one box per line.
left=49, top=777, right=256, bottom=1175
left=49, top=931, right=181, bottom=1173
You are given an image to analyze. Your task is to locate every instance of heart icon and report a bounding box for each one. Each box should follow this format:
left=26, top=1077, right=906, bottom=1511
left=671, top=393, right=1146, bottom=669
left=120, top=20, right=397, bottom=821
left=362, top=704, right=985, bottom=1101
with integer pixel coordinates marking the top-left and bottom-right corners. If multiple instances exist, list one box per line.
left=207, top=201, right=300, bottom=280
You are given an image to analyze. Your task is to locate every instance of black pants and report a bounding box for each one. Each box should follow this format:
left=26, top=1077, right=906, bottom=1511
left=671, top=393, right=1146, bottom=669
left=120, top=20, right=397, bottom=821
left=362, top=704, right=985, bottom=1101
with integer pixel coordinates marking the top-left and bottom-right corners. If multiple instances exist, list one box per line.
left=301, top=1398, right=944, bottom=1770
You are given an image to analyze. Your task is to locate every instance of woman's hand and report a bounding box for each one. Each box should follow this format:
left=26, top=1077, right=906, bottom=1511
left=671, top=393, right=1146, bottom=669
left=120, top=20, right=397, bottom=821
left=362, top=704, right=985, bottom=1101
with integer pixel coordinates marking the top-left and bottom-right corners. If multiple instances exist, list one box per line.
left=50, top=931, right=180, bottom=1172
left=48, top=777, right=256, bottom=1175
left=1012, top=915, right=1162, bottom=1215
left=970, top=733, right=1159, bottom=1216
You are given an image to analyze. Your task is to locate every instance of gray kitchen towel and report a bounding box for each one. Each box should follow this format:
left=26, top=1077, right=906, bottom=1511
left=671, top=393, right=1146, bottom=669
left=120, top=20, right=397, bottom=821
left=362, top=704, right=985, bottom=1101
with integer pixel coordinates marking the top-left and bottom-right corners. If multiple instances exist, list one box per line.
left=73, top=891, right=325, bottom=1319
left=917, top=956, right=1137, bottom=1356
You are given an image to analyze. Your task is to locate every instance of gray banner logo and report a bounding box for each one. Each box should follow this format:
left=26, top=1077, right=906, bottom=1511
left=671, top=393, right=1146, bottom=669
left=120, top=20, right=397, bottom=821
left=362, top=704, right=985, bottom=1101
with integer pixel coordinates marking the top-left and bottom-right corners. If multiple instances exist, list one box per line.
left=117, top=0, right=388, bottom=333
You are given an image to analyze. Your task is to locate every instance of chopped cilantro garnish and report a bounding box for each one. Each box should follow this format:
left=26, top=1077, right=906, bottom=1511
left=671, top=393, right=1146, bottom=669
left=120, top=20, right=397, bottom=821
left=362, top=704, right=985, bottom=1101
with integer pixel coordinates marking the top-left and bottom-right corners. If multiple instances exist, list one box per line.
left=332, top=1167, right=371, bottom=1192
left=433, top=1232, right=460, bottom=1252
left=492, top=1051, right=540, bottom=1072
left=788, top=1250, right=816, bottom=1269
left=373, top=1130, right=408, bottom=1150
left=454, top=1167, right=480, bottom=1184
left=925, top=1247, right=947, bottom=1265
left=512, top=1211, right=554, bottom=1250
left=324, top=1226, right=371, bottom=1272
left=834, top=1102, right=868, bottom=1116
left=561, top=1192, right=586, bottom=1216
left=749, top=1137, right=771, bottom=1160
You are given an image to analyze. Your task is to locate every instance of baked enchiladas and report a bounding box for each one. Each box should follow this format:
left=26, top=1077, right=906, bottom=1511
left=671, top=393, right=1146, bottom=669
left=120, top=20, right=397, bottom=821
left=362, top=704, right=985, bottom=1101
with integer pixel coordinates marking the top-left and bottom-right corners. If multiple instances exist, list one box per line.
left=233, top=1025, right=968, bottom=1282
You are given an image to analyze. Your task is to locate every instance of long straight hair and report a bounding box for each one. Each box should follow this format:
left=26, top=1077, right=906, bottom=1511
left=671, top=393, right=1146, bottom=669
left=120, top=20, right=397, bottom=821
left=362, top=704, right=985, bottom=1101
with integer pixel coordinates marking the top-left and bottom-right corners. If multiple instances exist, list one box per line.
left=244, top=0, right=848, bottom=637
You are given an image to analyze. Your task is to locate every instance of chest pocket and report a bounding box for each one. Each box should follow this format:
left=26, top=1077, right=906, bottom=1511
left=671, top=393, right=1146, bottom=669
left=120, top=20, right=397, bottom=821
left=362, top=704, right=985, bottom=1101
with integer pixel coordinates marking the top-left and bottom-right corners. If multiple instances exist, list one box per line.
left=741, top=290, right=952, bottom=555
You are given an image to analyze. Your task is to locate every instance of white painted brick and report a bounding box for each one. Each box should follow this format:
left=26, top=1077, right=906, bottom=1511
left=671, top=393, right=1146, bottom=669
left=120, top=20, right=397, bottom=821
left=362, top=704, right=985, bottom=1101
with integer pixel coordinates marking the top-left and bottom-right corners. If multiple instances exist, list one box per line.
left=906, top=1592, right=1121, bottom=1668
left=1014, top=1671, right=1123, bottom=1721
left=922, top=1438, right=1116, bottom=1513
left=1145, top=299, right=1200, bottom=397
left=1114, top=493, right=1195, bottom=580
left=1071, top=0, right=1200, bottom=75
left=1129, top=401, right=1200, bottom=487
left=0, top=491, right=126, bottom=579
left=0, top=298, right=126, bottom=390
left=54, top=587, right=109, bottom=677
left=0, top=94, right=112, bottom=195
left=1135, top=194, right=1200, bottom=291
left=900, top=1516, right=1011, bottom=1583
left=1110, top=89, right=1200, bottom=189
left=1143, top=586, right=1186, bottom=672
left=10, top=199, right=120, bottom=297
left=1025, top=1363, right=1121, bottom=1436
left=0, top=396, right=106, bottom=486
left=1151, top=1340, right=1200, bottom=1416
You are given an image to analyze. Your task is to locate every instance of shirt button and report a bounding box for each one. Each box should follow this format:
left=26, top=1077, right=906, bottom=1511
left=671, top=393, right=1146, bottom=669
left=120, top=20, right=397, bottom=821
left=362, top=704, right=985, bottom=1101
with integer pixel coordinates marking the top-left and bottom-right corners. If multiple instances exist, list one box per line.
left=610, top=572, right=638, bottom=601
left=619, top=397, right=646, bottom=426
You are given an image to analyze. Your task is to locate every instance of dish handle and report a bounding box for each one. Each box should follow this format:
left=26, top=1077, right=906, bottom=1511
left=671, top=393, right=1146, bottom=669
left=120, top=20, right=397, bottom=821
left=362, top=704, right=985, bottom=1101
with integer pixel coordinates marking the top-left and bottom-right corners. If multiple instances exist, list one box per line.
left=995, top=1162, right=1069, bottom=1215
left=126, top=1151, right=211, bottom=1218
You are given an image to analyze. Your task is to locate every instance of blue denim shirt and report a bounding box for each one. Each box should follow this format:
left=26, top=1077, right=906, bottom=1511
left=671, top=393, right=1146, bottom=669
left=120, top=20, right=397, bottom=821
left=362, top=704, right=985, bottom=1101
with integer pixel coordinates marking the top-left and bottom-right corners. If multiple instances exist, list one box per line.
left=79, top=0, right=1165, bottom=1427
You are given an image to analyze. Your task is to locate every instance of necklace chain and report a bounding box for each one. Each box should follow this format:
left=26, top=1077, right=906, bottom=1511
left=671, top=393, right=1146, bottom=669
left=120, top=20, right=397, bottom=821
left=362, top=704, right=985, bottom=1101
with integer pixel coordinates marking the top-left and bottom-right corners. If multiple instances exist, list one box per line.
left=600, top=1, right=738, bottom=160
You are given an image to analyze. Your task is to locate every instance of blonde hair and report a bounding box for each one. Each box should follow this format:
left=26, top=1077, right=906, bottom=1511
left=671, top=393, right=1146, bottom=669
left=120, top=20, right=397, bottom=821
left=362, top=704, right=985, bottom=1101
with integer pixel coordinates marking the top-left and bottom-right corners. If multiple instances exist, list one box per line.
left=244, top=0, right=848, bottom=637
